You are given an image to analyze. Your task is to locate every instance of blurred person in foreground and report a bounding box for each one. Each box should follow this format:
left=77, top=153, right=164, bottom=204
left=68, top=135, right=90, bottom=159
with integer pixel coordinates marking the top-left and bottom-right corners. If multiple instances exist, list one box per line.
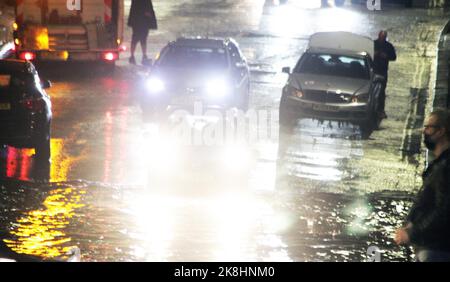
left=395, top=109, right=450, bottom=262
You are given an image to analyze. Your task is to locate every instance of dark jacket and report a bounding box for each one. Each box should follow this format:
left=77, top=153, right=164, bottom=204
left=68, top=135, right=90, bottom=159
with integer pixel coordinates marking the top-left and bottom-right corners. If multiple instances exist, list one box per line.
left=406, top=148, right=450, bottom=251
left=373, top=39, right=396, bottom=78
left=127, top=0, right=157, bottom=30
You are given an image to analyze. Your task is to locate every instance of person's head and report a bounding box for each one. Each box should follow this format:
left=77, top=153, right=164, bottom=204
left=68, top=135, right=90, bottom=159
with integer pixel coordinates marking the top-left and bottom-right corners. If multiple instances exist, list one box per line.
left=378, top=30, right=387, bottom=42
left=422, top=108, right=450, bottom=152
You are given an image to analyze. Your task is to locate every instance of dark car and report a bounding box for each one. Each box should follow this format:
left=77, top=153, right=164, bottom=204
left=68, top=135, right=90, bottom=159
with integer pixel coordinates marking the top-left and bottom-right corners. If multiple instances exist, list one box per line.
left=0, top=59, right=52, bottom=162
left=139, top=37, right=250, bottom=122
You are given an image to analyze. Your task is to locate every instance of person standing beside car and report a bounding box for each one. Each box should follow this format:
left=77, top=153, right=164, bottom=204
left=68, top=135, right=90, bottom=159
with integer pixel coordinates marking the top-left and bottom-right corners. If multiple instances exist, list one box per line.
left=395, top=109, right=450, bottom=262
left=128, top=0, right=157, bottom=65
left=373, top=30, right=396, bottom=119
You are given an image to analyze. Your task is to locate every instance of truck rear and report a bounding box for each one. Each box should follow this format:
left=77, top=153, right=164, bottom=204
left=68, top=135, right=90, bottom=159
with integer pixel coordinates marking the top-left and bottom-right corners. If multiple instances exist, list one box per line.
left=13, top=0, right=124, bottom=65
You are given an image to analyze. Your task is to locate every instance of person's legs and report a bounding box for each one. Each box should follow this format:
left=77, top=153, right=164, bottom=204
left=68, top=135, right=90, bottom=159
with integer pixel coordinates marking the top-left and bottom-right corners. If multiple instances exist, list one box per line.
left=129, top=28, right=138, bottom=64
left=140, top=28, right=150, bottom=64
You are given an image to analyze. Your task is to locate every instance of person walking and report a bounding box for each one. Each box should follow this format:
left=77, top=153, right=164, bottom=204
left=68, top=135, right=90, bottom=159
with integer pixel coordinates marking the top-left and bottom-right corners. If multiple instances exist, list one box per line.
left=373, top=30, right=396, bottom=119
left=128, top=0, right=157, bottom=65
left=394, top=109, right=450, bottom=262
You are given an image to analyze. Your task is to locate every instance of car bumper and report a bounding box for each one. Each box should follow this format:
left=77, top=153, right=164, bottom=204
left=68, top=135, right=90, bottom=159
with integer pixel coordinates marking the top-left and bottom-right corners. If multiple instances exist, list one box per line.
left=284, top=96, right=370, bottom=123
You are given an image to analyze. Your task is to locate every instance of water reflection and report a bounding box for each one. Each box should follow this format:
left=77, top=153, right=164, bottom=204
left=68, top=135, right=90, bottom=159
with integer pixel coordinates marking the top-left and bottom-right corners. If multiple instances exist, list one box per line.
left=3, top=187, right=85, bottom=259
left=121, top=191, right=292, bottom=262
left=277, top=119, right=364, bottom=187
left=1, top=137, right=85, bottom=260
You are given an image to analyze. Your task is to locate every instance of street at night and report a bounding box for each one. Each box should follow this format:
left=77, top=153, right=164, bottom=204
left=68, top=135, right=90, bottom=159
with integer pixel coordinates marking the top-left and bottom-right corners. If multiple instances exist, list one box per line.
left=1, top=0, right=450, bottom=262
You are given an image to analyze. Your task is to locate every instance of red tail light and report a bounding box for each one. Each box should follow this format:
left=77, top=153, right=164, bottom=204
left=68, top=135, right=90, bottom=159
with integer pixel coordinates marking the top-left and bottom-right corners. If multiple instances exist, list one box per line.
left=102, top=52, right=117, bottom=61
left=20, top=98, right=46, bottom=112
left=19, top=52, right=35, bottom=61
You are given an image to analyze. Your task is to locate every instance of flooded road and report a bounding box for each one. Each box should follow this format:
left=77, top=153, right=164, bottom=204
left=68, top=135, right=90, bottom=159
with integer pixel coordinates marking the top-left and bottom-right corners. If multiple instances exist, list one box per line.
left=1, top=179, right=415, bottom=261
left=1, top=0, right=449, bottom=261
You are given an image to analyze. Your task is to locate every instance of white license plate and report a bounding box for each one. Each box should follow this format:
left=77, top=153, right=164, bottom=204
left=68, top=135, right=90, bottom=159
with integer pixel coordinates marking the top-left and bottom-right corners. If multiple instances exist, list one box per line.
left=0, top=103, right=11, bottom=110
left=171, top=95, right=200, bottom=105
left=312, top=104, right=339, bottom=112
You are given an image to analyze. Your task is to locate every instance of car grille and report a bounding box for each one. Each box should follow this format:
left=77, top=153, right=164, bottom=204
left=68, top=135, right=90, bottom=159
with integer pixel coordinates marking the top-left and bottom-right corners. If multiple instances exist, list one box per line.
left=303, top=90, right=352, bottom=104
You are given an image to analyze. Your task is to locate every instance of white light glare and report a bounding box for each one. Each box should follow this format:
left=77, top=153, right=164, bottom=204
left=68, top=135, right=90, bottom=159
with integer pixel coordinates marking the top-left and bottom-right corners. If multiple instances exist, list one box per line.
left=206, top=78, right=229, bottom=97
left=146, top=78, right=165, bottom=93
left=221, top=145, right=251, bottom=171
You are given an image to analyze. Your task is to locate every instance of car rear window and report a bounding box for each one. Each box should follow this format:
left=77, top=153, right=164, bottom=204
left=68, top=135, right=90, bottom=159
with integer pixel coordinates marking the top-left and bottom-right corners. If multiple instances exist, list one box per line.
left=0, top=71, right=28, bottom=88
left=295, top=53, right=369, bottom=80
left=158, top=46, right=228, bottom=69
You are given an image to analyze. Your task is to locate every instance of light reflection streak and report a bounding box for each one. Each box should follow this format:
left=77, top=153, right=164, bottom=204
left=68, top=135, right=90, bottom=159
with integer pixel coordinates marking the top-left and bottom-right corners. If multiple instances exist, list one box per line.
left=104, top=111, right=113, bottom=183
left=3, top=187, right=86, bottom=258
left=3, top=138, right=85, bottom=259
left=126, top=192, right=292, bottom=262
left=127, top=196, right=175, bottom=261
left=6, top=147, right=18, bottom=179
left=5, top=147, right=34, bottom=181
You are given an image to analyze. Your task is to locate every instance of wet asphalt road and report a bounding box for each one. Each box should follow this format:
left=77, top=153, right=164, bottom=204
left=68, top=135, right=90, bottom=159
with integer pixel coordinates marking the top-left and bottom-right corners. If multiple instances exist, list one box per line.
left=1, top=0, right=450, bottom=261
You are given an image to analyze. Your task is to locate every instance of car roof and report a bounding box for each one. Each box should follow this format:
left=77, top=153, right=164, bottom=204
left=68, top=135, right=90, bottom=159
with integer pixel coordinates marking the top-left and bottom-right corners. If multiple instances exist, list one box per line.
left=171, top=37, right=228, bottom=49
left=308, top=32, right=374, bottom=59
left=0, top=59, right=32, bottom=73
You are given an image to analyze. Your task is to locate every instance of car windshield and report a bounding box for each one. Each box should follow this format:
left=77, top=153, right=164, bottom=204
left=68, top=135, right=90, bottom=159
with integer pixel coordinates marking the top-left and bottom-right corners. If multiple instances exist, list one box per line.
left=158, top=45, right=228, bottom=69
left=294, top=53, right=369, bottom=80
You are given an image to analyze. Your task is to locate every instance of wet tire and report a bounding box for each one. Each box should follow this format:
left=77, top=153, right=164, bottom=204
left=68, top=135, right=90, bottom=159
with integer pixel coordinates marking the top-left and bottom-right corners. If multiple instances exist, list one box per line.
left=359, top=110, right=377, bottom=139
left=359, top=123, right=372, bottom=139
left=279, top=94, right=298, bottom=134
left=34, top=134, right=51, bottom=164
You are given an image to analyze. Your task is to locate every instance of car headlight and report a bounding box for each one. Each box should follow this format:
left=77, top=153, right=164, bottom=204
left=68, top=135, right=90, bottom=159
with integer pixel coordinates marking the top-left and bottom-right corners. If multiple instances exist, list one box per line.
left=352, top=93, right=369, bottom=103
left=284, top=85, right=303, bottom=98
left=145, top=77, right=165, bottom=93
left=206, top=78, right=229, bottom=97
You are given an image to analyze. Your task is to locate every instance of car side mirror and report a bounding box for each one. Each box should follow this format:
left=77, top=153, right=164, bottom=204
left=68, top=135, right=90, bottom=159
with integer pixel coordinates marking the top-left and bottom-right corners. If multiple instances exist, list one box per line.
left=373, top=74, right=385, bottom=83
left=41, top=79, right=52, bottom=89
left=282, top=67, right=291, bottom=74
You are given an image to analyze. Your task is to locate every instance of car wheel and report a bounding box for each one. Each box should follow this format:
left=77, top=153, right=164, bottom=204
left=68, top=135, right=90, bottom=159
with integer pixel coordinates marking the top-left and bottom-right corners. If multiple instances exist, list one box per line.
left=35, top=134, right=51, bottom=164
left=359, top=123, right=372, bottom=139
left=371, top=96, right=383, bottom=130
left=279, top=94, right=298, bottom=133
left=359, top=110, right=377, bottom=139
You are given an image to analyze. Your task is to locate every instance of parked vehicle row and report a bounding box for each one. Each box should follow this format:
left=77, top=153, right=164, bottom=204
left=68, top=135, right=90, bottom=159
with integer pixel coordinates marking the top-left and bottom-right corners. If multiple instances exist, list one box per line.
left=140, top=32, right=385, bottom=138
left=0, top=31, right=386, bottom=176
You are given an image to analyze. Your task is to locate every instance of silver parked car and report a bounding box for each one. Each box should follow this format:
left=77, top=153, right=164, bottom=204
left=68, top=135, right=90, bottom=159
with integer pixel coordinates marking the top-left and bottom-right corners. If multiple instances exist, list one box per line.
left=279, top=32, right=385, bottom=137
